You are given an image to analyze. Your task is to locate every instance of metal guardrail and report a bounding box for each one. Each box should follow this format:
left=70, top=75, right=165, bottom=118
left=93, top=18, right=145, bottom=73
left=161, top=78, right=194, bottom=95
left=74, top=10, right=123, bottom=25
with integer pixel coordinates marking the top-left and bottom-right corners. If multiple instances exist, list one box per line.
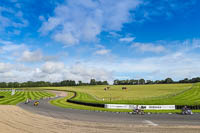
left=176, top=105, right=200, bottom=110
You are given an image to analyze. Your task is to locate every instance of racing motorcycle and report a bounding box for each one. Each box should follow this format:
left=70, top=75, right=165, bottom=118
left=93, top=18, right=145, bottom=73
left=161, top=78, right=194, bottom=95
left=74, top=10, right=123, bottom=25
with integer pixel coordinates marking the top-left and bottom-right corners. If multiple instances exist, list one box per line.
left=182, top=107, right=193, bottom=115
left=132, top=109, right=145, bottom=115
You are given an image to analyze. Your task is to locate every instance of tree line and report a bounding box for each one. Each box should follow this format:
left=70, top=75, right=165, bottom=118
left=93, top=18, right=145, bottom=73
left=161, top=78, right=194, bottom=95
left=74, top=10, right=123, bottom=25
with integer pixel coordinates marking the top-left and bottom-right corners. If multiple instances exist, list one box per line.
left=113, top=77, right=200, bottom=85
left=0, top=77, right=200, bottom=88
left=0, top=79, right=108, bottom=88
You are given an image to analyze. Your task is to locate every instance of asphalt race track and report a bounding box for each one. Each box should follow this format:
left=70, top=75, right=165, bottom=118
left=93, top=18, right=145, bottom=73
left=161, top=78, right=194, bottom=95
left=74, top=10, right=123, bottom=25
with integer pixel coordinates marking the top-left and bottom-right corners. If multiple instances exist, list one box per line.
left=18, top=97, right=200, bottom=127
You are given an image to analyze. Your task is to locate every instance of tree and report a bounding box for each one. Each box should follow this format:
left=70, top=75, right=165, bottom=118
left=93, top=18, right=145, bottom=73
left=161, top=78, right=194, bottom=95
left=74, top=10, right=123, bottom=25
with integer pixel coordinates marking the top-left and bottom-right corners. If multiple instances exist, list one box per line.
left=113, top=80, right=119, bottom=85
left=78, top=81, right=82, bottom=86
left=139, top=79, right=145, bottom=84
left=146, top=80, right=153, bottom=84
left=102, top=81, right=109, bottom=85
left=165, top=78, right=173, bottom=84
left=90, top=79, right=96, bottom=85
left=0, top=82, right=7, bottom=88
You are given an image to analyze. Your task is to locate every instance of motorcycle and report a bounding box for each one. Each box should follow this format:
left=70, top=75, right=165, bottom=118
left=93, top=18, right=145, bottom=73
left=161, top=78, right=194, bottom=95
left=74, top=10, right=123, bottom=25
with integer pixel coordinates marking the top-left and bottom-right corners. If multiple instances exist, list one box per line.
left=24, top=99, right=30, bottom=104
left=34, top=101, right=39, bottom=106
left=182, top=108, right=193, bottom=115
left=132, top=109, right=145, bottom=115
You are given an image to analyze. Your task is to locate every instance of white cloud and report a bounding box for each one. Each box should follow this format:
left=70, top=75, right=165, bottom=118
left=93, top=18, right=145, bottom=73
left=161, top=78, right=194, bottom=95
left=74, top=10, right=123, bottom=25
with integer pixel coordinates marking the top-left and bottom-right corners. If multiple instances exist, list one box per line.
left=0, top=49, right=200, bottom=82
left=0, top=41, right=27, bottom=54
left=53, top=33, right=79, bottom=46
left=0, top=39, right=200, bottom=82
left=18, top=50, right=43, bottom=63
left=68, top=63, right=113, bottom=82
left=41, top=62, right=65, bottom=74
left=85, top=51, right=200, bottom=81
left=119, top=37, right=135, bottom=42
left=95, top=44, right=105, bottom=49
left=93, top=44, right=111, bottom=55
left=131, top=42, right=165, bottom=53
left=181, top=39, right=200, bottom=50
left=39, top=0, right=141, bottom=46
left=0, top=61, right=114, bottom=83
left=18, top=50, right=61, bottom=63
left=95, top=49, right=110, bottom=55
left=0, top=40, right=28, bottom=61
left=0, top=6, right=28, bottom=34
left=0, top=39, right=15, bottom=45
left=0, top=63, right=12, bottom=73
left=0, top=40, right=62, bottom=63
left=0, top=7, right=29, bottom=30
left=109, top=32, right=121, bottom=37
left=31, top=62, right=113, bottom=83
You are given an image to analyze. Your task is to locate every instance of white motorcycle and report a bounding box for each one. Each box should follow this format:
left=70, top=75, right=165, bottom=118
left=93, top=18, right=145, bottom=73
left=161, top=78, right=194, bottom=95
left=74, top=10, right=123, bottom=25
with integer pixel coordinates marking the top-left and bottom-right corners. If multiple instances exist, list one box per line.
left=182, top=108, right=193, bottom=115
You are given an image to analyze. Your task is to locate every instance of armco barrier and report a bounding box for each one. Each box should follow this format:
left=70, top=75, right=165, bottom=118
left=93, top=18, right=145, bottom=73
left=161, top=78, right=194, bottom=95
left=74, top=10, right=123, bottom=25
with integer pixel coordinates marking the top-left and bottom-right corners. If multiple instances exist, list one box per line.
left=175, top=105, right=200, bottom=110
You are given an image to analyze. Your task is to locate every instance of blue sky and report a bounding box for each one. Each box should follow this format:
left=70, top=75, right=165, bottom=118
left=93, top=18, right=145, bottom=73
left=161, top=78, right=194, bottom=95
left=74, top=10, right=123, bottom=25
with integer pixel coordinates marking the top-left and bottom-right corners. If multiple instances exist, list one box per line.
left=0, top=0, right=200, bottom=83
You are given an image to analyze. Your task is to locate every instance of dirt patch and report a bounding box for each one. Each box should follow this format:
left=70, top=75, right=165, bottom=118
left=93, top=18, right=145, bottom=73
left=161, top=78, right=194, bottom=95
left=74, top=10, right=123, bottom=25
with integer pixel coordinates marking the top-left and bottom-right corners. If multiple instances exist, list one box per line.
left=0, top=106, right=200, bottom=133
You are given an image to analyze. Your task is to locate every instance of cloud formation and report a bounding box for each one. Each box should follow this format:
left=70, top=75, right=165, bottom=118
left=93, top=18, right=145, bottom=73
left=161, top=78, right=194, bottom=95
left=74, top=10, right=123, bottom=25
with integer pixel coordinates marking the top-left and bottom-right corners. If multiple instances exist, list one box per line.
left=131, top=42, right=165, bottom=53
left=1, top=38, right=200, bottom=82
left=94, top=49, right=110, bottom=55
left=0, top=63, right=12, bottom=73
left=0, top=6, right=28, bottom=34
left=39, top=0, right=141, bottom=46
left=119, top=37, right=135, bottom=42
left=94, top=44, right=111, bottom=55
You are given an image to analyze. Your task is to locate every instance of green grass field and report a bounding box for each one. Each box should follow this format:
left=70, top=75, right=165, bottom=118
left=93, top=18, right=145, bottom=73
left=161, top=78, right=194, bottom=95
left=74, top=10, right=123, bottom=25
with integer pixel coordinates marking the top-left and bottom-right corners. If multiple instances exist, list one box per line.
left=49, top=83, right=200, bottom=112
left=66, top=83, right=200, bottom=105
left=42, top=83, right=196, bottom=105
left=37, top=83, right=192, bottom=101
left=0, top=90, right=55, bottom=105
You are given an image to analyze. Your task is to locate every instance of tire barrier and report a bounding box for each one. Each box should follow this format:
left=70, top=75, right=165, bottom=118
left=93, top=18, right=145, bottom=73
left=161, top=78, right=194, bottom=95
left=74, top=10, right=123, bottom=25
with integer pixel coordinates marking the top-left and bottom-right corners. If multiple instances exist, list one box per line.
left=0, top=96, right=4, bottom=98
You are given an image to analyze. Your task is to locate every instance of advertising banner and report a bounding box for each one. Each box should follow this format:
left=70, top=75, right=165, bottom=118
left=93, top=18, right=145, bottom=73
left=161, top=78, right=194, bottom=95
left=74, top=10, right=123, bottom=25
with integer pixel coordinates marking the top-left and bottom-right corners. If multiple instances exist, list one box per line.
left=105, top=104, right=175, bottom=110
left=105, top=104, right=130, bottom=109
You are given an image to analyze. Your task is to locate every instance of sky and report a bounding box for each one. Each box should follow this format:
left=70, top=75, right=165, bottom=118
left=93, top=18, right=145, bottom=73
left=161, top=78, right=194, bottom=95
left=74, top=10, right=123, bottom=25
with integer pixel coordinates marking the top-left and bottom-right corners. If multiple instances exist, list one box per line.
left=0, top=0, right=200, bottom=83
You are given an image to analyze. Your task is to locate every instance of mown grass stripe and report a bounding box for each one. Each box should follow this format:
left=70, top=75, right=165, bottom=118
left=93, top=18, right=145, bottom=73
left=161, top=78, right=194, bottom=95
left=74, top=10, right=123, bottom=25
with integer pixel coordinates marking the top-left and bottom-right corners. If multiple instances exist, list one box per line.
left=0, top=90, right=54, bottom=105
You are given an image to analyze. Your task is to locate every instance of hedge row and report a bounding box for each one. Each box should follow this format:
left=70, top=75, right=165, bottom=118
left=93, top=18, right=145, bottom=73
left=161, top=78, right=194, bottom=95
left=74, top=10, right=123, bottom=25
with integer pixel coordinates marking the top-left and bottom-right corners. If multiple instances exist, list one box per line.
left=66, top=90, right=104, bottom=108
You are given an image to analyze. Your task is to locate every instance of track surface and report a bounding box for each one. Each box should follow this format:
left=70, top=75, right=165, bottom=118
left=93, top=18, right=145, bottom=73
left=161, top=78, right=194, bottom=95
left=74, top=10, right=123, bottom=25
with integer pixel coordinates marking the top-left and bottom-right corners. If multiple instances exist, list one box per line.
left=17, top=96, right=200, bottom=127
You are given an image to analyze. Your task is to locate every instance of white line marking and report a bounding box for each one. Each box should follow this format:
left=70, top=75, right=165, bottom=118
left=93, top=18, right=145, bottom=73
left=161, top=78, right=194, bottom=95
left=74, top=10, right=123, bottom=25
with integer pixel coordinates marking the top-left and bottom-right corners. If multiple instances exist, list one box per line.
left=144, top=120, right=158, bottom=126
